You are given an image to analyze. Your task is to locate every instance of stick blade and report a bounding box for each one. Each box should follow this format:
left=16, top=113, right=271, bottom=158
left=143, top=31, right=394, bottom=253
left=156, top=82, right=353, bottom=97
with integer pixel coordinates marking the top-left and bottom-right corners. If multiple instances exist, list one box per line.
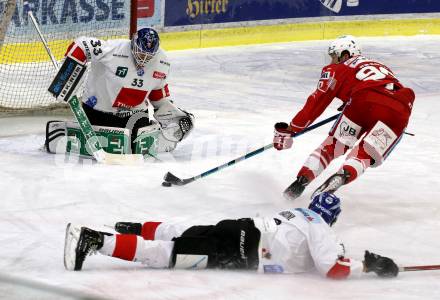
left=103, top=153, right=144, bottom=165
left=163, top=172, right=184, bottom=186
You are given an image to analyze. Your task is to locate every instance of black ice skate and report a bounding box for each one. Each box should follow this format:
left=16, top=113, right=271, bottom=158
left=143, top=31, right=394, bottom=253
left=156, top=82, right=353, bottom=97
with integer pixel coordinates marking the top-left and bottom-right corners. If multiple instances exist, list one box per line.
left=114, top=222, right=142, bottom=235
left=311, top=170, right=350, bottom=199
left=64, top=224, right=105, bottom=271
left=283, top=175, right=310, bottom=201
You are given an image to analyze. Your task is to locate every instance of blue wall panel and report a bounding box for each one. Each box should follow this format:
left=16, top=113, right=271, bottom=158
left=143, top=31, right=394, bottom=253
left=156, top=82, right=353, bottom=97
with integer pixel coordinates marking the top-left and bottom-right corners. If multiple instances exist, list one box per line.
left=165, top=0, right=440, bottom=27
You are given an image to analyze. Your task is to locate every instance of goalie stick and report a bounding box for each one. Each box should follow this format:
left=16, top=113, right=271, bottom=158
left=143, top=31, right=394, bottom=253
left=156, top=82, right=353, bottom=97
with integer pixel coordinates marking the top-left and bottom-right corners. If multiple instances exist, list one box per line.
left=162, top=113, right=341, bottom=187
left=25, top=2, right=143, bottom=165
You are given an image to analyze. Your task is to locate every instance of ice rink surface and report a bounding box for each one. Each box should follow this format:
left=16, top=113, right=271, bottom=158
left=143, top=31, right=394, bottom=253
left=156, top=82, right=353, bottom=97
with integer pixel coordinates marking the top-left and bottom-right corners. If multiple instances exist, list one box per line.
left=1, top=35, right=440, bottom=299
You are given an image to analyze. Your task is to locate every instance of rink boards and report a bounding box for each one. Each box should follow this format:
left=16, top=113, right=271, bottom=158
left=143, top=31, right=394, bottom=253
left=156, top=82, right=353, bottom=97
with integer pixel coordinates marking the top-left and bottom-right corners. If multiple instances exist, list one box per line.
left=160, top=17, right=440, bottom=50
left=1, top=16, right=440, bottom=64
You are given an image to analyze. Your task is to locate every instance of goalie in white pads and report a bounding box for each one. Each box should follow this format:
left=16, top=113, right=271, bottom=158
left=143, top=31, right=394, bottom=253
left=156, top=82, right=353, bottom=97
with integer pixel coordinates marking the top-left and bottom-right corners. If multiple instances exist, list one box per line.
left=64, top=192, right=398, bottom=279
left=45, top=27, right=194, bottom=155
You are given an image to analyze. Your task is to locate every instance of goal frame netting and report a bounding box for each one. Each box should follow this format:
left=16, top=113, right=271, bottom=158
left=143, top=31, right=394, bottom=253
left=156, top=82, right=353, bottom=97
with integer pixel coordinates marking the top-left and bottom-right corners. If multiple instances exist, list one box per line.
left=0, top=0, right=138, bottom=116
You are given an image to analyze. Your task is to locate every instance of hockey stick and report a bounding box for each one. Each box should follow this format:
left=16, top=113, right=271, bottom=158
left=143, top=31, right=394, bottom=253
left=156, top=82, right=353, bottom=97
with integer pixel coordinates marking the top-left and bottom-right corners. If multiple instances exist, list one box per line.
left=25, top=2, right=58, bottom=69
left=162, top=113, right=341, bottom=187
left=25, top=3, right=143, bottom=165
left=399, top=265, right=440, bottom=272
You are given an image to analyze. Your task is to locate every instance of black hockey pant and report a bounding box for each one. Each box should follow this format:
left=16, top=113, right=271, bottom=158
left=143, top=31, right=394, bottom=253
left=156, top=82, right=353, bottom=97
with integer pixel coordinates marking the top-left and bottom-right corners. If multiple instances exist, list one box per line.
left=171, top=218, right=261, bottom=270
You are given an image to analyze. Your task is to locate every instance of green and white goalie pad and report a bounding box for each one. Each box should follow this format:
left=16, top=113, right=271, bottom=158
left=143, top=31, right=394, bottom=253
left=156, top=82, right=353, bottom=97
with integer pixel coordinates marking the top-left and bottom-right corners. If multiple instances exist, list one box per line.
left=45, top=121, right=154, bottom=158
left=45, top=121, right=177, bottom=158
left=135, top=122, right=178, bottom=154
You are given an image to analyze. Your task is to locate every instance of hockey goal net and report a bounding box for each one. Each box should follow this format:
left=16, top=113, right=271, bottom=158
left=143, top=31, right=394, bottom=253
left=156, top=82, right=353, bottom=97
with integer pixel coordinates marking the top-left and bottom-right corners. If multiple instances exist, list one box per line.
left=0, top=0, right=136, bottom=115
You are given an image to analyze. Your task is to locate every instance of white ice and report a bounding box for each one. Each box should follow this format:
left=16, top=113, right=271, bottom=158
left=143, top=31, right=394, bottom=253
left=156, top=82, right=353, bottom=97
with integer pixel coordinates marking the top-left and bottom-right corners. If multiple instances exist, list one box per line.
left=1, top=35, right=440, bottom=300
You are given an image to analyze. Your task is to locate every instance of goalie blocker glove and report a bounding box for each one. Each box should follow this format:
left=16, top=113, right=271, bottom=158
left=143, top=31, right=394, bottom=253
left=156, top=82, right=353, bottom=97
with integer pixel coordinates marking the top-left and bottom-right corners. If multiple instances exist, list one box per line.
left=48, top=56, right=86, bottom=102
left=363, top=250, right=399, bottom=278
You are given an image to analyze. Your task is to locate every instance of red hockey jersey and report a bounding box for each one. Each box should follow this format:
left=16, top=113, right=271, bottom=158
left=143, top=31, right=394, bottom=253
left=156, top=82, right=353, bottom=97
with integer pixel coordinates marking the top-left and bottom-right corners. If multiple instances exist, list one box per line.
left=290, top=55, right=407, bottom=132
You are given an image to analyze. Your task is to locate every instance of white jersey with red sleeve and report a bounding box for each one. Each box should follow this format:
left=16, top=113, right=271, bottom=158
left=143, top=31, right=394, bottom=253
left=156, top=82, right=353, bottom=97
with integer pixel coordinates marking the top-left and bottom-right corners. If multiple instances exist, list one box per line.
left=64, top=36, right=171, bottom=115
left=255, top=208, right=363, bottom=279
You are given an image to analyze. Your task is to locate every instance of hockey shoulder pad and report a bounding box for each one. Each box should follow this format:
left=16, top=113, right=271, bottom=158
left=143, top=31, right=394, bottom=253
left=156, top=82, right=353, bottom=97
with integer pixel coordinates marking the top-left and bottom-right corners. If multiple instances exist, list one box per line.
left=48, top=56, right=86, bottom=102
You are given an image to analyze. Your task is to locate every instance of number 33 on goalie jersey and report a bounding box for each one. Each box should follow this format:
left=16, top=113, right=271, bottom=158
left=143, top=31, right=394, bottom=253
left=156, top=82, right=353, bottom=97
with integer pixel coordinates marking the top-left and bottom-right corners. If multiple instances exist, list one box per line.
left=64, top=37, right=171, bottom=113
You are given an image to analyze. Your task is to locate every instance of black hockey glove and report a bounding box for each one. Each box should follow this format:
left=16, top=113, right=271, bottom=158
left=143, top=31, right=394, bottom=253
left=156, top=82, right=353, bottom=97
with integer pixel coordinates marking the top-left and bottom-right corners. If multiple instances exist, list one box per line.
left=363, top=250, right=399, bottom=278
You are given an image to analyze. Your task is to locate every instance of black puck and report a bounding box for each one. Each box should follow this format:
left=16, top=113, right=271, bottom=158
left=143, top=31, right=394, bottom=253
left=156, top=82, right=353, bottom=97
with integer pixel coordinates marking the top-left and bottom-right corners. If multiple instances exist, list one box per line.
left=162, top=181, right=172, bottom=187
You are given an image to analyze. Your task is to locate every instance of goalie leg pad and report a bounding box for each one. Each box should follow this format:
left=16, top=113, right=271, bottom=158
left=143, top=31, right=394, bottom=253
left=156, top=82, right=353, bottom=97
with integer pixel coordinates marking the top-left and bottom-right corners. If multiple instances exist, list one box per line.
left=66, top=122, right=131, bottom=157
left=46, top=121, right=131, bottom=157
left=134, top=122, right=178, bottom=154
left=45, top=120, right=67, bottom=154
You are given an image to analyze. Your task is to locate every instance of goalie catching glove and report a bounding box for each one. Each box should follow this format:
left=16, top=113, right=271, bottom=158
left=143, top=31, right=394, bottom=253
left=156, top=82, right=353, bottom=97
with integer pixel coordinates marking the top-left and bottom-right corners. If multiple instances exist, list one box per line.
left=153, top=99, right=194, bottom=143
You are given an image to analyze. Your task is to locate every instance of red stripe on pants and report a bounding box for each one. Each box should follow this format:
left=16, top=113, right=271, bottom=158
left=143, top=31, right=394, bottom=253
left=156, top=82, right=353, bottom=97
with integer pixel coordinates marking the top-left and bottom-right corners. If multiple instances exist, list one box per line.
left=141, top=222, right=162, bottom=240
left=112, top=234, right=137, bottom=261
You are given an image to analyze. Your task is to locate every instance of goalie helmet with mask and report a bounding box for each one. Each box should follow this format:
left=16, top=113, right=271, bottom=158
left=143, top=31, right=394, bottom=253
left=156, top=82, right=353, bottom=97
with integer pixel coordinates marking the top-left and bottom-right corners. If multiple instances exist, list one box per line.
left=308, top=192, right=341, bottom=226
left=328, top=35, right=361, bottom=61
left=131, top=27, right=160, bottom=69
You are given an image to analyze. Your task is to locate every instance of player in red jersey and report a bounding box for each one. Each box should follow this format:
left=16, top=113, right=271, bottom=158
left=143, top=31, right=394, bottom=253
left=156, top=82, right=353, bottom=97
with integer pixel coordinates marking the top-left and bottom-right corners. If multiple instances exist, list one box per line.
left=273, top=35, right=415, bottom=200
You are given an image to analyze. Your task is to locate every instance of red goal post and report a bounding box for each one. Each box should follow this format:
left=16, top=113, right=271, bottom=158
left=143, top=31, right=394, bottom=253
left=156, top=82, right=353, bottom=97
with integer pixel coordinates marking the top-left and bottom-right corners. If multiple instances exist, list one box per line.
left=0, top=0, right=138, bottom=115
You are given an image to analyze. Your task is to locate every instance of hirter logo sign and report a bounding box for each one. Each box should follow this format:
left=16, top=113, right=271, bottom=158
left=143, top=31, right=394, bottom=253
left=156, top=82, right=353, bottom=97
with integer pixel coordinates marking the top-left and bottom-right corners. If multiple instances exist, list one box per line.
left=138, top=0, right=154, bottom=18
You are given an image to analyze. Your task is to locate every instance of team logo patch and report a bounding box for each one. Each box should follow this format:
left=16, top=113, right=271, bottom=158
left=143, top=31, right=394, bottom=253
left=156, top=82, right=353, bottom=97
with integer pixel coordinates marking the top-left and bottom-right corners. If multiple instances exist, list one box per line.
left=371, top=128, right=392, bottom=148
left=112, top=54, right=129, bottom=58
left=295, top=208, right=321, bottom=223
left=153, top=71, right=166, bottom=79
left=262, top=248, right=272, bottom=259
left=263, top=265, right=284, bottom=273
left=362, top=121, right=399, bottom=166
left=317, top=71, right=336, bottom=92
left=320, top=71, right=330, bottom=79
left=137, top=68, right=145, bottom=77
left=116, top=67, right=128, bottom=78
left=279, top=210, right=296, bottom=221
left=85, top=96, right=97, bottom=108
left=364, top=121, right=397, bottom=156
left=339, top=121, right=357, bottom=137
left=332, top=115, right=362, bottom=147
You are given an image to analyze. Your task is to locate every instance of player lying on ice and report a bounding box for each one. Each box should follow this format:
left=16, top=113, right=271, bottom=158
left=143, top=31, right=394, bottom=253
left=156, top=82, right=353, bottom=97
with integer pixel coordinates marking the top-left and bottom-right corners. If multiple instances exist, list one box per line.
left=64, top=192, right=398, bottom=279
left=273, top=35, right=415, bottom=200
left=45, top=27, right=194, bottom=156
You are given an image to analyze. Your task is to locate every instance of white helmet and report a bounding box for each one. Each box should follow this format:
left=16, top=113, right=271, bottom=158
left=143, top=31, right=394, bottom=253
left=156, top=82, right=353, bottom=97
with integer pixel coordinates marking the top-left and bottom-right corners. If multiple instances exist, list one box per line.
left=328, top=35, right=361, bottom=58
